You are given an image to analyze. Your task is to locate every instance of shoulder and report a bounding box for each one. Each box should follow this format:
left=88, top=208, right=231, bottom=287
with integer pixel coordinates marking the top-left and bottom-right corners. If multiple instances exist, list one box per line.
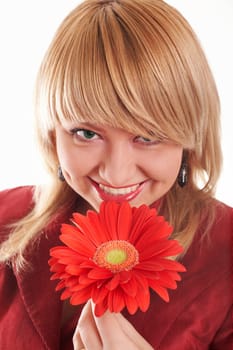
left=208, top=200, right=233, bottom=242
left=207, top=200, right=232, bottom=264
left=182, top=199, right=232, bottom=276
left=178, top=201, right=233, bottom=347
left=196, top=199, right=233, bottom=255
left=183, top=199, right=232, bottom=277
left=214, top=199, right=233, bottom=221
left=0, top=186, right=35, bottom=227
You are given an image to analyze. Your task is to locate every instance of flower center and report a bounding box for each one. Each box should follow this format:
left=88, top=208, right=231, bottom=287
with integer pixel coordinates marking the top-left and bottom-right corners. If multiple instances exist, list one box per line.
left=93, top=240, right=139, bottom=273
left=106, top=249, right=127, bottom=264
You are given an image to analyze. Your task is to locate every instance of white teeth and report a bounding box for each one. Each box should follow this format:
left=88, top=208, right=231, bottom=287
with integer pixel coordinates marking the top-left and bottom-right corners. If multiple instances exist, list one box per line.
left=99, top=183, right=140, bottom=196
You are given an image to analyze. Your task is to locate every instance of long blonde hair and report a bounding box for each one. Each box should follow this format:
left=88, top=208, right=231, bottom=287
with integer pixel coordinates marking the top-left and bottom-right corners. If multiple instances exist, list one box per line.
left=0, top=0, right=222, bottom=269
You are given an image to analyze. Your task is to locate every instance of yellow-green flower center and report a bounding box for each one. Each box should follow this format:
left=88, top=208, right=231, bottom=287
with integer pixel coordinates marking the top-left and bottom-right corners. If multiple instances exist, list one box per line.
left=106, top=249, right=127, bottom=265
left=93, top=240, right=139, bottom=273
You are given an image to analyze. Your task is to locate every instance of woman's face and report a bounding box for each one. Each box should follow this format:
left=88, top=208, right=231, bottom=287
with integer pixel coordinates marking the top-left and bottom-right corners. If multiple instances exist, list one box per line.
left=55, top=122, right=183, bottom=211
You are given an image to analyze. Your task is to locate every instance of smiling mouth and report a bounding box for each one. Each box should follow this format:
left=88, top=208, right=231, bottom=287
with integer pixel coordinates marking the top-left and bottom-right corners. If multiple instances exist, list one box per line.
left=99, top=183, right=140, bottom=196
left=91, top=179, right=146, bottom=202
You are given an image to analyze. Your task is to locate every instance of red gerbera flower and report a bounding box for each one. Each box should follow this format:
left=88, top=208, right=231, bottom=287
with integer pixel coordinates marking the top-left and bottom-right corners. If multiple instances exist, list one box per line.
left=49, top=201, right=186, bottom=317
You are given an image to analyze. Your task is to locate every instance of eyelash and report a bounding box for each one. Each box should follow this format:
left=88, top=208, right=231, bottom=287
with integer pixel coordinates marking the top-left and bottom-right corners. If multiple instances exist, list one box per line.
left=134, top=136, right=161, bottom=145
left=69, top=128, right=162, bottom=145
left=70, top=128, right=100, bottom=141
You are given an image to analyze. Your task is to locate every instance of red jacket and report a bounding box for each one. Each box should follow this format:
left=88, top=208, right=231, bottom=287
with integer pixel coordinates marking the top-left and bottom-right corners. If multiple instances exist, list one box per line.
left=0, top=186, right=232, bottom=349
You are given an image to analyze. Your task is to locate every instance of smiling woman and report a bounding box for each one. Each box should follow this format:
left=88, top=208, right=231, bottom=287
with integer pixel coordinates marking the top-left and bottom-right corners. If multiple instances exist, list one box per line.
left=0, top=1, right=232, bottom=350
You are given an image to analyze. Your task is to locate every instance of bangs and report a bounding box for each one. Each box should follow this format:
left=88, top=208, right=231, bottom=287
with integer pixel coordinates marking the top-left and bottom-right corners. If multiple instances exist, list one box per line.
left=38, top=0, right=218, bottom=148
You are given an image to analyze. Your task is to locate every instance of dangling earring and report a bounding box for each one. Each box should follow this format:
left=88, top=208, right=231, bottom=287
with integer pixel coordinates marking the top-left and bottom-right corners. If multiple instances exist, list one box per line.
left=58, top=165, right=65, bottom=182
left=178, top=153, right=188, bottom=187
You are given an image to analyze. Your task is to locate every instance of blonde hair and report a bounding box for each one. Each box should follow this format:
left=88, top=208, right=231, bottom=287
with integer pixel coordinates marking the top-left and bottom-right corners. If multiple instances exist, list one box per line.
left=1, top=0, right=222, bottom=269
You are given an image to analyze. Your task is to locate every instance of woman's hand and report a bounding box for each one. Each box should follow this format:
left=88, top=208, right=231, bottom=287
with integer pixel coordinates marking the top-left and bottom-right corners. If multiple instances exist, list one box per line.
left=73, top=300, right=154, bottom=350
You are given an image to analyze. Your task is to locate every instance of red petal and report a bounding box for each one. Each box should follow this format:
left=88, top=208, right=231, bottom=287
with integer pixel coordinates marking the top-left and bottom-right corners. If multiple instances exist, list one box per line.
left=86, top=211, right=110, bottom=243
left=153, top=270, right=180, bottom=289
left=164, top=270, right=182, bottom=281
left=119, top=270, right=132, bottom=283
left=135, top=220, right=172, bottom=246
left=155, top=258, right=186, bottom=272
left=130, top=269, right=159, bottom=280
left=51, top=271, right=69, bottom=280
left=49, top=246, right=82, bottom=262
left=48, top=256, right=57, bottom=266
left=72, top=212, right=106, bottom=246
left=99, top=201, right=119, bottom=240
left=88, top=267, right=113, bottom=280
left=70, top=287, right=92, bottom=305
left=49, top=260, right=66, bottom=273
left=116, top=201, right=132, bottom=240
left=139, top=240, right=183, bottom=260
left=105, top=274, right=120, bottom=290
left=135, top=224, right=172, bottom=250
left=79, top=260, right=97, bottom=269
left=61, top=289, right=72, bottom=300
left=60, top=226, right=95, bottom=256
left=65, top=276, right=80, bottom=288
left=94, top=298, right=108, bottom=317
left=78, top=274, right=96, bottom=286
left=136, top=261, right=165, bottom=272
left=92, top=286, right=109, bottom=304
left=136, top=287, right=150, bottom=312
left=107, top=289, right=125, bottom=313
left=130, top=206, right=153, bottom=242
left=149, top=281, right=170, bottom=302
left=65, top=265, right=83, bottom=275
left=133, top=271, right=150, bottom=290
left=124, top=294, right=139, bottom=314
left=120, top=278, right=137, bottom=297
left=55, top=280, right=66, bottom=291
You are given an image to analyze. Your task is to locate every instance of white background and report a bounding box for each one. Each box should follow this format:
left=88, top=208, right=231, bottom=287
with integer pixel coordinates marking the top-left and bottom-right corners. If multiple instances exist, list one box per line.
left=0, top=1, right=232, bottom=206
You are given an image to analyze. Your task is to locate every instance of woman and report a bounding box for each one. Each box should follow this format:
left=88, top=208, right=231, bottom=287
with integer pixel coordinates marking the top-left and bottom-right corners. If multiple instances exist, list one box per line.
left=0, top=0, right=232, bottom=349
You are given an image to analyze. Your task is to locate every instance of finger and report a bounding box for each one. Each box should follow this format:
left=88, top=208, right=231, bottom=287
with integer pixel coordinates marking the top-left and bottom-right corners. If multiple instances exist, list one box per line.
left=72, top=328, right=85, bottom=350
left=73, top=319, right=86, bottom=350
left=92, top=306, right=121, bottom=345
left=92, top=302, right=153, bottom=349
left=113, top=312, right=153, bottom=349
left=73, top=300, right=102, bottom=350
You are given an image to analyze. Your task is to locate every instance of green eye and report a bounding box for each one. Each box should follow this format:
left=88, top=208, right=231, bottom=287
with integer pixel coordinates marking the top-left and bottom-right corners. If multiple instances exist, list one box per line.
left=70, top=128, right=99, bottom=140
left=82, top=130, right=96, bottom=139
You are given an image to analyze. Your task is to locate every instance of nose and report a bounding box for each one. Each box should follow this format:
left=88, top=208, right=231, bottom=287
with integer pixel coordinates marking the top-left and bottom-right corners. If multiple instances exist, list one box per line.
left=98, top=142, right=137, bottom=187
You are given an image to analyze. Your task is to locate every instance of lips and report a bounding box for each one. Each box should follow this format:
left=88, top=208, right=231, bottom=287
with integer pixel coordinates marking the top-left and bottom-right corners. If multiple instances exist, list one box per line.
left=91, top=179, right=146, bottom=202
left=99, top=183, right=140, bottom=195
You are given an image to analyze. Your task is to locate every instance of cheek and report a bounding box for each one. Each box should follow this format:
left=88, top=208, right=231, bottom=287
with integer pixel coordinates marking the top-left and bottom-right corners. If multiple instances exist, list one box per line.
left=56, top=140, right=98, bottom=178
left=56, top=138, right=80, bottom=174
left=145, top=147, right=182, bottom=182
left=59, top=150, right=91, bottom=176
